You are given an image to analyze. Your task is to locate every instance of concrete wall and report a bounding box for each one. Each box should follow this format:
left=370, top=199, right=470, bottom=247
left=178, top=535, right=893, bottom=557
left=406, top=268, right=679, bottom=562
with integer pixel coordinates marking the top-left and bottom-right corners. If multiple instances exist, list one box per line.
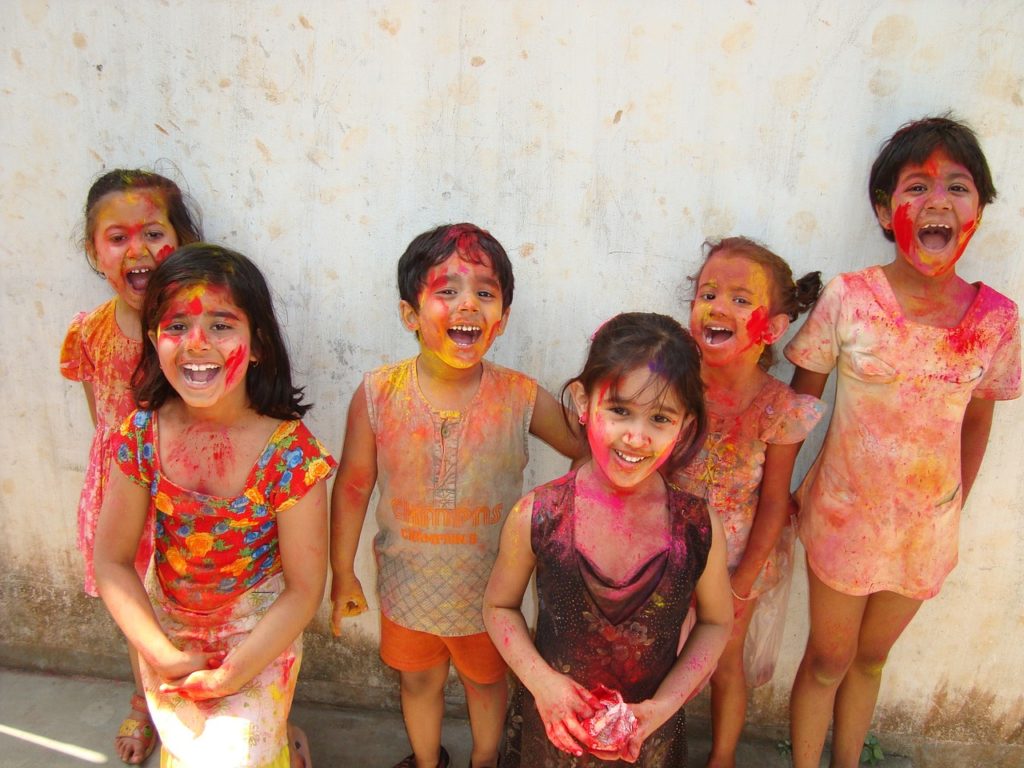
left=2, top=0, right=1022, bottom=759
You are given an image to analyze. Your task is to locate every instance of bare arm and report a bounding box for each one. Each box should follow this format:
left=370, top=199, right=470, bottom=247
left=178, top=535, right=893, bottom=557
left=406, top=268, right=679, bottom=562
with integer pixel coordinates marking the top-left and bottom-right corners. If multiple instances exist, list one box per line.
left=82, top=381, right=98, bottom=428
left=95, top=467, right=221, bottom=680
left=620, top=510, right=733, bottom=762
left=483, top=492, right=597, bottom=757
left=790, top=367, right=829, bottom=400
left=530, top=386, right=586, bottom=461
left=165, top=482, right=330, bottom=699
left=960, top=396, right=995, bottom=503
left=729, top=441, right=801, bottom=600
left=329, top=384, right=378, bottom=635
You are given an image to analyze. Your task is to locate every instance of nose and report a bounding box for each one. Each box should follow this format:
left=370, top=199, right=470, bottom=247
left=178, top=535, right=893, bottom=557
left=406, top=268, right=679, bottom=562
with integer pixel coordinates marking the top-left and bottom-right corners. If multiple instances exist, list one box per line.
left=184, top=325, right=209, bottom=350
left=126, top=233, right=151, bottom=259
left=457, top=291, right=479, bottom=311
left=926, top=185, right=952, bottom=209
left=621, top=423, right=650, bottom=448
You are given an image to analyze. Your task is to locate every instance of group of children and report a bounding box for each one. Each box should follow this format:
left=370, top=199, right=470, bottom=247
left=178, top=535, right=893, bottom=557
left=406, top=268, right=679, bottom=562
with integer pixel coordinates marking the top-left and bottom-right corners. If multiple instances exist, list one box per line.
left=59, top=114, right=1020, bottom=768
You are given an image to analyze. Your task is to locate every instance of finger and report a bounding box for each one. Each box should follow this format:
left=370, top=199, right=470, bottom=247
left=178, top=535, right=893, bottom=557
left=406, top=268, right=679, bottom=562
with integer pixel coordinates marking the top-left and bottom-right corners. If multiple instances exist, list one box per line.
left=545, top=721, right=584, bottom=757
left=561, top=714, right=594, bottom=749
left=330, top=605, right=343, bottom=637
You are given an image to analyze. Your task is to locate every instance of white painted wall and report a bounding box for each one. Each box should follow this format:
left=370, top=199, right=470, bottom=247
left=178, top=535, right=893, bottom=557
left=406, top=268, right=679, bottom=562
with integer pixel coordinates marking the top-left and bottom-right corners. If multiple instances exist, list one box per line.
left=2, top=0, right=1022, bottom=743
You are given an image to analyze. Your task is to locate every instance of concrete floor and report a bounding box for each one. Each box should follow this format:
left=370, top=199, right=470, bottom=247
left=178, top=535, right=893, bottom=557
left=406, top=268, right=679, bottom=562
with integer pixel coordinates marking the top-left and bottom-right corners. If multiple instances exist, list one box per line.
left=0, top=667, right=913, bottom=767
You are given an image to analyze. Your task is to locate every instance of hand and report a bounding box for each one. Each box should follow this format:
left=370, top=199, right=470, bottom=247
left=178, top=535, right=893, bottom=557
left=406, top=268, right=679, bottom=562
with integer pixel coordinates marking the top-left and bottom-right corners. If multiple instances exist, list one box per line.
left=728, top=575, right=756, bottom=623
left=151, top=646, right=227, bottom=684
left=531, top=670, right=599, bottom=757
left=330, top=575, right=368, bottom=636
left=615, top=698, right=675, bottom=763
left=159, top=662, right=237, bottom=701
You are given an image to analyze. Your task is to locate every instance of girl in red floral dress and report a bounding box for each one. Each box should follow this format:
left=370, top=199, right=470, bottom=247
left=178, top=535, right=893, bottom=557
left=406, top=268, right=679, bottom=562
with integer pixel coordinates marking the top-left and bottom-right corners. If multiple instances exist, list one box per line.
left=94, top=244, right=335, bottom=768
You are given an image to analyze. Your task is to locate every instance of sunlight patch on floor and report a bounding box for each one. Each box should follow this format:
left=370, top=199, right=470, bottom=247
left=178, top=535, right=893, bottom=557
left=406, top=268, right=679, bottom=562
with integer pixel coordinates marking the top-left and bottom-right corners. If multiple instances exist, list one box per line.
left=0, top=723, right=108, bottom=764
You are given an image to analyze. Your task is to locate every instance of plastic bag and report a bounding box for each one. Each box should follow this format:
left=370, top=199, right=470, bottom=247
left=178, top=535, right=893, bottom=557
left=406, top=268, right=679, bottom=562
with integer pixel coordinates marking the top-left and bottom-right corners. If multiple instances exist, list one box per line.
left=743, top=519, right=796, bottom=688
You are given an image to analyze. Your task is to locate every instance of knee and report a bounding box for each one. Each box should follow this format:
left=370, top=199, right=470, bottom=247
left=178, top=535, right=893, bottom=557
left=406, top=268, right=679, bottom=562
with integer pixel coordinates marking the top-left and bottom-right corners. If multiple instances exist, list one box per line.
left=851, top=649, right=889, bottom=680
left=400, top=665, right=448, bottom=697
left=804, top=646, right=854, bottom=688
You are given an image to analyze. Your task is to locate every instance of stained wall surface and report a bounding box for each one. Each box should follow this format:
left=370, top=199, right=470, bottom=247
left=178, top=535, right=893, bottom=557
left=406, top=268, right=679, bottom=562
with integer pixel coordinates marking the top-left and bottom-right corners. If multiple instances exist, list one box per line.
left=2, top=0, right=1022, bottom=750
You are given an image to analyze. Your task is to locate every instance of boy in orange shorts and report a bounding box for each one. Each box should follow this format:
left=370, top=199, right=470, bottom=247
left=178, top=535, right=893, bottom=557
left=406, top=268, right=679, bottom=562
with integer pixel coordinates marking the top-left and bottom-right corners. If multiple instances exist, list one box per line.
left=330, top=223, right=582, bottom=768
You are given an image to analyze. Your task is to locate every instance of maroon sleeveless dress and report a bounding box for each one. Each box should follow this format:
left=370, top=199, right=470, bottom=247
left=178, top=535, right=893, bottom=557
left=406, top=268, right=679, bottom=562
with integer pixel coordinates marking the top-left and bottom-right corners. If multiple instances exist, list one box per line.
left=501, top=470, right=712, bottom=767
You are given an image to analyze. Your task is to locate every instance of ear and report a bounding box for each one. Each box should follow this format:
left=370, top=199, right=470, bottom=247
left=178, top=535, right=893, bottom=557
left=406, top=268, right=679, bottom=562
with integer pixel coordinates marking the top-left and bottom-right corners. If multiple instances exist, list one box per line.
left=399, top=300, right=420, bottom=333
left=493, top=306, right=511, bottom=339
left=874, top=201, right=893, bottom=233
left=568, top=380, right=589, bottom=423
left=250, top=329, right=266, bottom=363
left=762, top=313, right=790, bottom=345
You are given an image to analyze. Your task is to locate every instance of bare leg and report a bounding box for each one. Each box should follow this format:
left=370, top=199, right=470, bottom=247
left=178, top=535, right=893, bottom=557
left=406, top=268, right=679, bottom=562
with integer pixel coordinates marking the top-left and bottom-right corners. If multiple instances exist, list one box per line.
left=705, top=598, right=756, bottom=768
left=400, top=662, right=450, bottom=768
left=789, top=564, right=866, bottom=768
left=828, top=592, right=920, bottom=768
left=457, top=671, right=507, bottom=768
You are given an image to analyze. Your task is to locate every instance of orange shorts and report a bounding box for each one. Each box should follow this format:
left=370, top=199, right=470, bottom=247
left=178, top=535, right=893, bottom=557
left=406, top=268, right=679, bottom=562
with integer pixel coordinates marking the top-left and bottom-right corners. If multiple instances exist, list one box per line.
left=379, top=613, right=507, bottom=685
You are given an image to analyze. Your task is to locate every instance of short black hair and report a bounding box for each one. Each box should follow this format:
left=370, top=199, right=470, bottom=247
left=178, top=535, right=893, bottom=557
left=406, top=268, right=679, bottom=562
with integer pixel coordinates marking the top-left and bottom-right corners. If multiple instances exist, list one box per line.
left=397, top=223, right=514, bottom=310
left=869, top=115, right=996, bottom=242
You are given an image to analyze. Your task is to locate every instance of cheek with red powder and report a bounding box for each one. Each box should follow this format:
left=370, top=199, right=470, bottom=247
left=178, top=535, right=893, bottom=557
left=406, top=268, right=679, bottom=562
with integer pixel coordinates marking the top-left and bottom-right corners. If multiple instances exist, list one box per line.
left=892, top=202, right=915, bottom=256
left=745, top=306, right=771, bottom=345
left=954, top=218, right=978, bottom=260
left=156, top=244, right=175, bottom=261
left=223, top=345, right=249, bottom=387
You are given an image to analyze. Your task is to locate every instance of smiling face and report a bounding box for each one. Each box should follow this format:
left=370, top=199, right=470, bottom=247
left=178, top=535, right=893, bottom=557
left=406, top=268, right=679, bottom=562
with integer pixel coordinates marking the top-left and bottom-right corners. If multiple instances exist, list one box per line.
left=90, top=190, right=179, bottom=312
left=400, top=250, right=510, bottom=371
left=875, top=148, right=982, bottom=279
left=149, top=283, right=254, bottom=414
left=690, top=253, right=788, bottom=368
left=571, top=366, right=690, bottom=491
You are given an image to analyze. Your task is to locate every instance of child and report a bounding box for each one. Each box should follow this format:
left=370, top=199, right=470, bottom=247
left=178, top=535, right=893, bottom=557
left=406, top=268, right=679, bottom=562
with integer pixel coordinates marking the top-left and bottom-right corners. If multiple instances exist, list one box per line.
left=330, top=223, right=582, bottom=768
left=484, top=312, right=734, bottom=767
left=672, top=237, right=824, bottom=768
left=93, top=244, right=336, bottom=768
left=60, top=168, right=202, bottom=764
left=786, top=116, right=1022, bottom=768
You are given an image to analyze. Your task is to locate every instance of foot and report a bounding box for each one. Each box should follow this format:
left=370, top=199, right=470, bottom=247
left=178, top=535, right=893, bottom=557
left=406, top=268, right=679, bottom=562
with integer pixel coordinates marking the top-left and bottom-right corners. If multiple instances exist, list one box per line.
left=115, top=693, right=157, bottom=765
left=288, top=723, right=312, bottom=768
left=393, top=745, right=450, bottom=768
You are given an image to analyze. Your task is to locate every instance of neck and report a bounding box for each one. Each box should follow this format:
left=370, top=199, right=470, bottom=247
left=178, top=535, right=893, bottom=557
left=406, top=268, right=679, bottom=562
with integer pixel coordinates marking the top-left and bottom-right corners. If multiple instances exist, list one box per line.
left=113, top=298, right=143, bottom=341
left=576, top=459, right=659, bottom=506
left=701, top=358, right=766, bottom=409
left=882, top=255, right=961, bottom=295
left=174, top=393, right=254, bottom=429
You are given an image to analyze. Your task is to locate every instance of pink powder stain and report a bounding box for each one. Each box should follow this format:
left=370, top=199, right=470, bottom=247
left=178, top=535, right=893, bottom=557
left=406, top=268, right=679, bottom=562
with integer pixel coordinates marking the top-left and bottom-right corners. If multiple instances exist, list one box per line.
left=745, top=306, right=770, bottom=345
left=892, top=202, right=914, bottom=256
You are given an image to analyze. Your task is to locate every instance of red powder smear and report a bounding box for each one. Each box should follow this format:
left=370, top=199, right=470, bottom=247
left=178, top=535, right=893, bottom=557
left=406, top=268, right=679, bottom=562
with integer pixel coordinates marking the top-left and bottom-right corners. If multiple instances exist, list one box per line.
left=280, top=652, right=296, bottom=687
left=157, top=244, right=174, bottom=260
left=955, top=219, right=977, bottom=260
left=223, top=346, right=248, bottom=387
left=892, top=202, right=914, bottom=256
left=187, top=296, right=203, bottom=316
left=947, top=324, right=982, bottom=355
left=745, top=306, right=770, bottom=344
left=581, top=685, right=637, bottom=753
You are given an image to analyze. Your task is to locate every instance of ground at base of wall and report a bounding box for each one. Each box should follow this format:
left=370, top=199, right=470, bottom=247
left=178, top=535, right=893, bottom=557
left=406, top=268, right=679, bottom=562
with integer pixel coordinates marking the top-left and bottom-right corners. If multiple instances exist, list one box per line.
left=10, top=666, right=1023, bottom=767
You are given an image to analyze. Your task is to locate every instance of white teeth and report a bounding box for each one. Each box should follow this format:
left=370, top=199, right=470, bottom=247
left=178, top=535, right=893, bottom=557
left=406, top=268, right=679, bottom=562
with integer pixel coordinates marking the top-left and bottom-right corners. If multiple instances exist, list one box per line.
left=183, top=363, right=219, bottom=371
left=128, top=267, right=151, bottom=274
left=615, top=450, right=645, bottom=464
left=450, top=325, right=479, bottom=332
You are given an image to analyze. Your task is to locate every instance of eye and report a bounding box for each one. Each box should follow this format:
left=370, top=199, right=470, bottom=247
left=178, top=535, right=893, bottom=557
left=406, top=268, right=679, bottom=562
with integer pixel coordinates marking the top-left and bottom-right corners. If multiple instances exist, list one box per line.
left=906, top=183, right=927, bottom=194
left=949, top=182, right=972, bottom=194
left=162, top=321, right=187, bottom=333
left=477, top=290, right=496, bottom=299
left=699, top=291, right=715, bottom=301
left=609, top=405, right=629, bottom=417
left=733, top=296, right=750, bottom=306
left=652, top=414, right=674, bottom=425
left=210, top=322, right=232, bottom=331
left=145, top=229, right=166, bottom=240
left=109, top=234, right=127, bottom=244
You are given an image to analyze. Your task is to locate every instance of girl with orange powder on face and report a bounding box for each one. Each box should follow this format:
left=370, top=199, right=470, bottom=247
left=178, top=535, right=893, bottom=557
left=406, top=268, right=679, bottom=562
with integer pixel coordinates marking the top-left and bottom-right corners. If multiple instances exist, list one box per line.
left=330, top=224, right=583, bottom=768
left=60, top=169, right=202, bottom=765
left=671, top=237, right=824, bottom=768
left=484, top=312, right=733, bottom=767
left=786, top=116, right=1022, bottom=768
left=94, top=245, right=335, bottom=768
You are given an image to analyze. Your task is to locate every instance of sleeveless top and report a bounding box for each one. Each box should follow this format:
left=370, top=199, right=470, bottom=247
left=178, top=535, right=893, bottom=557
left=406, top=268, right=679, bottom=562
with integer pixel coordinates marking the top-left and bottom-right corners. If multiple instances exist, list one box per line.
left=502, top=470, right=712, bottom=767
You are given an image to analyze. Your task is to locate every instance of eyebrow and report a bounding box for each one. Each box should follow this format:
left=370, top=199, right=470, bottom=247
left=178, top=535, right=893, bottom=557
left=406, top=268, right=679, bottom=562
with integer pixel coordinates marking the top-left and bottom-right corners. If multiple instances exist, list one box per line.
left=697, top=281, right=753, bottom=295
left=606, top=395, right=683, bottom=417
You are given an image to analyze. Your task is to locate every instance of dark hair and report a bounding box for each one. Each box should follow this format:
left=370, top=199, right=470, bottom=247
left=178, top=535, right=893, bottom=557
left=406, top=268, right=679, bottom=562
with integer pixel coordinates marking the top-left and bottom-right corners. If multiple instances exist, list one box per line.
left=397, top=223, right=515, bottom=310
left=869, top=115, right=996, bottom=242
left=82, top=168, right=203, bottom=273
left=562, top=312, right=706, bottom=475
left=133, top=243, right=310, bottom=419
left=696, top=237, right=822, bottom=369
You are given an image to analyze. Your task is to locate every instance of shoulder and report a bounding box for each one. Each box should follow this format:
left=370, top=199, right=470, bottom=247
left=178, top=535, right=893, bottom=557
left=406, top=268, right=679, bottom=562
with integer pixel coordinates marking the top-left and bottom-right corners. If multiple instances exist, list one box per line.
left=365, top=358, right=416, bottom=394
left=972, top=283, right=1019, bottom=324
left=482, top=361, right=539, bottom=405
left=758, top=376, right=826, bottom=442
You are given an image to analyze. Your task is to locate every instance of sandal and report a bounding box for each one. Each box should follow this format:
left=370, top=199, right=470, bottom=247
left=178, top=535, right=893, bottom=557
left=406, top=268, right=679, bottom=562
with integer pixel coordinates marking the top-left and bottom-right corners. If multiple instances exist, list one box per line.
left=393, top=745, right=450, bottom=768
left=288, top=723, right=312, bottom=768
left=115, top=693, right=157, bottom=765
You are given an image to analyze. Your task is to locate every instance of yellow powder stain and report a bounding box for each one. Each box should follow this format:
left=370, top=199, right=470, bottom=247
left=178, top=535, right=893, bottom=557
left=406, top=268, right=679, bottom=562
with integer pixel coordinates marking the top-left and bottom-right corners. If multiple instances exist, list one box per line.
left=2, top=478, right=14, bottom=494
left=268, top=222, right=283, bottom=240
left=341, top=126, right=369, bottom=152
left=870, top=15, right=916, bottom=59
left=255, top=139, right=272, bottom=161
left=470, top=55, right=485, bottom=67
left=34, top=300, right=44, bottom=319
left=379, top=16, right=401, bottom=36
left=299, top=15, right=313, bottom=29
left=11, top=50, right=23, bottom=67
left=613, top=109, right=623, bottom=124
left=868, top=69, right=898, bottom=98
left=520, top=243, right=535, bottom=259
left=55, top=92, right=79, bottom=108
left=721, top=21, right=754, bottom=53
left=155, top=123, right=169, bottom=135
left=219, top=78, right=232, bottom=88
left=788, top=211, right=818, bottom=245
left=72, top=32, right=87, bottom=50
left=520, top=49, right=528, bottom=59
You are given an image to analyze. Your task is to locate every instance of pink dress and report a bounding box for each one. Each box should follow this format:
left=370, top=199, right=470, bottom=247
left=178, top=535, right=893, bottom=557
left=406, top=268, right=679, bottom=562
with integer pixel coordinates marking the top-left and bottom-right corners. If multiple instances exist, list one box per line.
left=785, top=267, right=1022, bottom=599
left=672, top=376, right=823, bottom=597
left=113, top=410, right=336, bottom=768
left=60, top=298, right=153, bottom=595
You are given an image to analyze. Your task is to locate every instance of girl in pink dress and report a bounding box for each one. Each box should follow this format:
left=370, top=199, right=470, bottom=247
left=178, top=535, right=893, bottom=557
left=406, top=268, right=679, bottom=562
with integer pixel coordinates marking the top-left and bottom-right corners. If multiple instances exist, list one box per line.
left=485, top=313, right=734, bottom=766
left=60, top=169, right=202, bottom=764
left=673, top=237, right=824, bottom=768
left=94, top=244, right=335, bottom=768
left=786, top=117, right=1021, bottom=768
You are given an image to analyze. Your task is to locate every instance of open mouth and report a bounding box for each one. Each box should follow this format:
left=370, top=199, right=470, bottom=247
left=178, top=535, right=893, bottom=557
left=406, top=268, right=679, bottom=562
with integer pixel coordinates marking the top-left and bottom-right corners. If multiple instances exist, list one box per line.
left=702, top=326, right=734, bottom=346
left=182, top=362, right=220, bottom=385
left=918, top=224, right=953, bottom=251
left=125, top=267, right=152, bottom=292
left=448, top=324, right=482, bottom=346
